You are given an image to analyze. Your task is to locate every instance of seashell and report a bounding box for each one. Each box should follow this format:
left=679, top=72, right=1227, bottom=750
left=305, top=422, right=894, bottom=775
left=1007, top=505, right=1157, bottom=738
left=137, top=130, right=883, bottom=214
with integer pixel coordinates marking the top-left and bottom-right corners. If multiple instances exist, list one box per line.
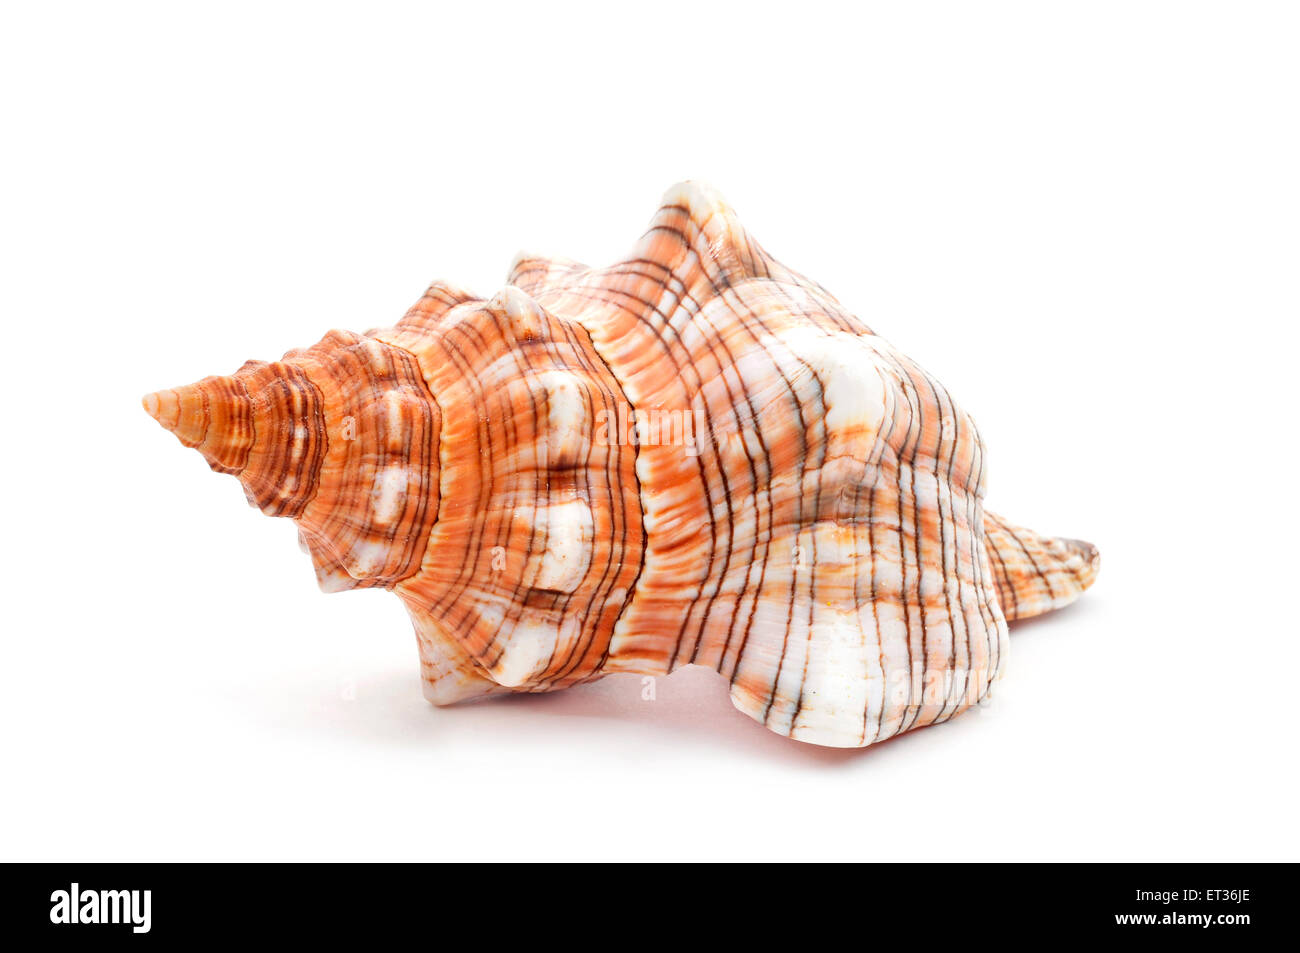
left=144, top=182, right=1098, bottom=748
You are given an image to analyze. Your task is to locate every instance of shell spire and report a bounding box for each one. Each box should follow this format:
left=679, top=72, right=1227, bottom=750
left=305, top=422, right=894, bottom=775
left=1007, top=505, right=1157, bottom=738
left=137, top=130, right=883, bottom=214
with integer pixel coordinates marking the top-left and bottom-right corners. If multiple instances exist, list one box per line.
left=145, top=331, right=443, bottom=593
left=143, top=360, right=325, bottom=517
left=141, top=380, right=252, bottom=473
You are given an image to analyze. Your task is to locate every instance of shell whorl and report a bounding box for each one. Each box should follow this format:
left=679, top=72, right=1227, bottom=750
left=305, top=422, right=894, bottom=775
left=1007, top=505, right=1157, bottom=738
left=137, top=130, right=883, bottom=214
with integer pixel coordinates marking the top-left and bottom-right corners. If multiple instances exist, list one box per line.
left=373, top=283, right=645, bottom=699
left=142, top=360, right=323, bottom=514
left=145, top=330, right=441, bottom=592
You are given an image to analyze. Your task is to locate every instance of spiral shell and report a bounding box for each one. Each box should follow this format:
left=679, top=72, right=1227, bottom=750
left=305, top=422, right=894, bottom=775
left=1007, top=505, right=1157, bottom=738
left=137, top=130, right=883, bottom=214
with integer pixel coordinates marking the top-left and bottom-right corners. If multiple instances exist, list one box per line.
left=145, top=182, right=1098, bottom=748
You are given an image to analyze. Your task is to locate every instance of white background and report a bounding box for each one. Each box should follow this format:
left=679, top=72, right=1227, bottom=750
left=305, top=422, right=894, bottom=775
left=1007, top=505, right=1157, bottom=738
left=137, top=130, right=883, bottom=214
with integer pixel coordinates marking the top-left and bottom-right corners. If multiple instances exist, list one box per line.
left=2, top=2, right=1297, bottom=861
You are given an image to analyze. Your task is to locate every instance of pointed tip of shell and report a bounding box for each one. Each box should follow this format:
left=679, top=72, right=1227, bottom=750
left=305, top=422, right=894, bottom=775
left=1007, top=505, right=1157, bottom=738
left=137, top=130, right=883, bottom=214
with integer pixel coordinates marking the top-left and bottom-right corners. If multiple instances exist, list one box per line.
left=141, top=390, right=162, bottom=421
left=142, top=385, right=205, bottom=448
left=142, top=376, right=257, bottom=477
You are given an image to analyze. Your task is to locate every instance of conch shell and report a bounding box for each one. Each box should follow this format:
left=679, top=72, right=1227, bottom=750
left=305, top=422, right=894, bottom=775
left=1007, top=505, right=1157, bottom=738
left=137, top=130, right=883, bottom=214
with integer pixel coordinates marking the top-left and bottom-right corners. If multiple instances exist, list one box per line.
left=144, top=183, right=1098, bottom=748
